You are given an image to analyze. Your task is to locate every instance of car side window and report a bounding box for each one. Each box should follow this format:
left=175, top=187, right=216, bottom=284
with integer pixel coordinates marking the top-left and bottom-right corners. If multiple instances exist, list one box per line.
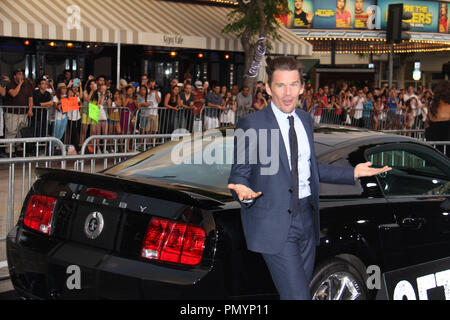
left=366, top=145, right=450, bottom=196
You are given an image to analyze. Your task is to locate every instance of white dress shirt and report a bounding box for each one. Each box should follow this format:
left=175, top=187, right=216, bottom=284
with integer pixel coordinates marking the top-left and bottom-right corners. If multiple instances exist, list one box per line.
left=271, top=103, right=311, bottom=199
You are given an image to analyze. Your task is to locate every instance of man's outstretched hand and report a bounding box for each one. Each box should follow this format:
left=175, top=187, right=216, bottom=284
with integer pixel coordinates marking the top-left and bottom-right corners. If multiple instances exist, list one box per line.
left=354, top=162, right=391, bottom=179
left=228, top=184, right=262, bottom=201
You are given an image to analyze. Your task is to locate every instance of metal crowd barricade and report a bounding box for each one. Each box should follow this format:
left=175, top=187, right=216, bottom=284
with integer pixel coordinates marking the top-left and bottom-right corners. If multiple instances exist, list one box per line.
left=309, top=107, right=428, bottom=132
left=199, top=106, right=255, bottom=131
left=424, top=141, right=449, bottom=157
left=0, top=137, right=67, bottom=270
left=1, top=105, right=50, bottom=140
left=70, top=105, right=132, bottom=148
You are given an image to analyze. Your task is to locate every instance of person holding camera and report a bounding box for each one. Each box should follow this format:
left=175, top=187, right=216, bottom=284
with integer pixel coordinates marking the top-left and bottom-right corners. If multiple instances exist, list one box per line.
left=351, top=89, right=366, bottom=128
left=403, top=86, right=423, bottom=129
left=4, top=69, right=34, bottom=154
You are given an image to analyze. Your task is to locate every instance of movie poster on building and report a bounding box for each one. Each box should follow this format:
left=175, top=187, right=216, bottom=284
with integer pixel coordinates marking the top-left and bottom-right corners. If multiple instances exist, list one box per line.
left=290, top=0, right=315, bottom=28
left=378, top=0, right=439, bottom=33
left=438, top=2, right=449, bottom=33
left=353, top=0, right=377, bottom=29
left=311, top=0, right=336, bottom=29
left=335, top=0, right=354, bottom=28
left=275, top=2, right=293, bottom=27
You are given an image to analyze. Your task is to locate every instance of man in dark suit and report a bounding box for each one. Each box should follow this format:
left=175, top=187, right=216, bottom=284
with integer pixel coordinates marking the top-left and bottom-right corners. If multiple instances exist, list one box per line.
left=228, top=57, right=390, bottom=300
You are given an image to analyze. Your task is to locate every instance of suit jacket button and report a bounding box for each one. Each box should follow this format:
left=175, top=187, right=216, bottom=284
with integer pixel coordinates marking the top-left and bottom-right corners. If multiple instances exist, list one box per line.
left=288, top=209, right=292, bottom=214
left=288, top=188, right=293, bottom=193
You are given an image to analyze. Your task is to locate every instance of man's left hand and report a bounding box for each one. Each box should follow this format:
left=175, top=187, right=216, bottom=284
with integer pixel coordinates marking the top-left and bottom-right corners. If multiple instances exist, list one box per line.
left=354, top=161, right=391, bottom=179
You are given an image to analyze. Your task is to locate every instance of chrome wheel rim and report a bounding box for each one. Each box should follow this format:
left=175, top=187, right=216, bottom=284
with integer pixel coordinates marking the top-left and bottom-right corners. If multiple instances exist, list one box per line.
left=312, top=272, right=363, bottom=300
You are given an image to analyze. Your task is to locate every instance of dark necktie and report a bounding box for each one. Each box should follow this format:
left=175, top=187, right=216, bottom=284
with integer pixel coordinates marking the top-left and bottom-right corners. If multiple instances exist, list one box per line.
left=288, top=116, right=299, bottom=217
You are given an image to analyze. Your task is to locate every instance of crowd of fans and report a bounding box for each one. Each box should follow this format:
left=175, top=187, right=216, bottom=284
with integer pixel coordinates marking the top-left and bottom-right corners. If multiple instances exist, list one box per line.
left=302, top=82, right=434, bottom=132
left=0, top=68, right=448, bottom=156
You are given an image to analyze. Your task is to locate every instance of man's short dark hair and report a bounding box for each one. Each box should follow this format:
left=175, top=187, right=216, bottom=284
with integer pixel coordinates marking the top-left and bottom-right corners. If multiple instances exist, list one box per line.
left=12, top=69, right=24, bottom=77
left=266, top=56, right=303, bottom=87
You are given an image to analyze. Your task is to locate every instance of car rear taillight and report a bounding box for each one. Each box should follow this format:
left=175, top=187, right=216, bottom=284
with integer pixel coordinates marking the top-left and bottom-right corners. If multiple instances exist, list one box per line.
left=141, top=217, right=206, bottom=266
left=23, top=195, right=56, bottom=235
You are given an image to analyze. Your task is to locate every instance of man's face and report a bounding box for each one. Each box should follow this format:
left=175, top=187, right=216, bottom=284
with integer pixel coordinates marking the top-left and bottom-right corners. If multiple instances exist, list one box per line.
left=324, top=86, right=329, bottom=94
left=97, top=77, right=105, bottom=86
left=295, top=0, right=303, bottom=10
left=39, top=80, right=48, bottom=91
left=14, top=72, right=24, bottom=83
left=266, top=70, right=303, bottom=114
left=185, top=84, right=192, bottom=94
left=355, top=0, right=364, bottom=11
left=213, top=86, right=220, bottom=94
left=231, top=85, right=239, bottom=96
left=242, top=87, right=249, bottom=96
left=64, top=71, right=71, bottom=80
left=408, top=86, right=414, bottom=94
left=141, top=76, right=148, bottom=85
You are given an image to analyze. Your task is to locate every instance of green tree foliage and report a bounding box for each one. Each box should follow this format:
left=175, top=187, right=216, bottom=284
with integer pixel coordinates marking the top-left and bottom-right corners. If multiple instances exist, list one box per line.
left=222, top=0, right=290, bottom=91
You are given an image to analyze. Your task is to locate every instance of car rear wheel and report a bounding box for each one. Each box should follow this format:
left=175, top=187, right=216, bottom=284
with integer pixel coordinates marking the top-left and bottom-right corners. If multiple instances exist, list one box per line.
left=310, top=258, right=367, bottom=300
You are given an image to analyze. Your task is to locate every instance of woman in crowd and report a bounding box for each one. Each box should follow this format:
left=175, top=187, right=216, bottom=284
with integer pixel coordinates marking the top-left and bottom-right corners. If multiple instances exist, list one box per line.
left=386, top=88, right=400, bottom=129
left=373, top=96, right=385, bottom=131
left=80, top=79, right=96, bottom=147
left=163, top=85, right=181, bottom=134
left=220, top=86, right=227, bottom=100
left=52, top=83, right=68, bottom=143
left=403, top=99, right=415, bottom=132
left=108, top=89, right=123, bottom=152
left=95, top=84, right=110, bottom=153
left=220, top=90, right=237, bottom=127
left=425, top=80, right=450, bottom=156
left=122, top=85, right=137, bottom=152
left=202, top=81, right=210, bottom=96
left=329, top=94, right=341, bottom=125
left=65, top=87, right=81, bottom=153
left=340, top=90, right=353, bottom=125
left=136, top=85, right=150, bottom=135
left=363, top=92, right=374, bottom=129
left=253, top=91, right=268, bottom=111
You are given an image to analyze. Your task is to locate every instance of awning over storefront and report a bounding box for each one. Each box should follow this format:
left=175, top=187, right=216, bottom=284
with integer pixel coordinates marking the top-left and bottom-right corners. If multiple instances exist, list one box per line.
left=0, top=0, right=312, bottom=56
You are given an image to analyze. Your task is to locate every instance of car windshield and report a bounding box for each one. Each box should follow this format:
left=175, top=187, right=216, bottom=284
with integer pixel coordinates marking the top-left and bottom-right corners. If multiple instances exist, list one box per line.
left=104, top=132, right=234, bottom=193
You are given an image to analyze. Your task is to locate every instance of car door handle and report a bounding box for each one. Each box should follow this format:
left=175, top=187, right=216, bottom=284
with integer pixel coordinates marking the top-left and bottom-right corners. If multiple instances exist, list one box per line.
left=401, top=217, right=426, bottom=229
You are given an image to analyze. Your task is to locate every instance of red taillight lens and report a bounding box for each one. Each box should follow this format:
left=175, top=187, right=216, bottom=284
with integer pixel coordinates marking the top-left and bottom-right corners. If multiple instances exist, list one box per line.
left=23, top=195, right=56, bottom=234
left=141, top=217, right=206, bottom=266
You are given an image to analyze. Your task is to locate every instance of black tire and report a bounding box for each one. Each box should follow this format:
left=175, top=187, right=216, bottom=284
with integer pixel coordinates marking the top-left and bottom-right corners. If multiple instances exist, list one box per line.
left=309, top=258, right=368, bottom=300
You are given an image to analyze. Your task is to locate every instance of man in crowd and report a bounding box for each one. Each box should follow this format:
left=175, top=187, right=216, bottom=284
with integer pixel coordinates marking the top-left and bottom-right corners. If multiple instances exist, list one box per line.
left=205, top=83, right=224, bottom=130
left=4, top=69, right=34, bottom=154
left=32, top=78, right=53, bottom=137
left=404, top=85, right=423, bottom=126
left=236, top=85, right=252, bottom=121
left=352, top=89, right=366, bottom=128
left=192, top=81, right=205, bottom=132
